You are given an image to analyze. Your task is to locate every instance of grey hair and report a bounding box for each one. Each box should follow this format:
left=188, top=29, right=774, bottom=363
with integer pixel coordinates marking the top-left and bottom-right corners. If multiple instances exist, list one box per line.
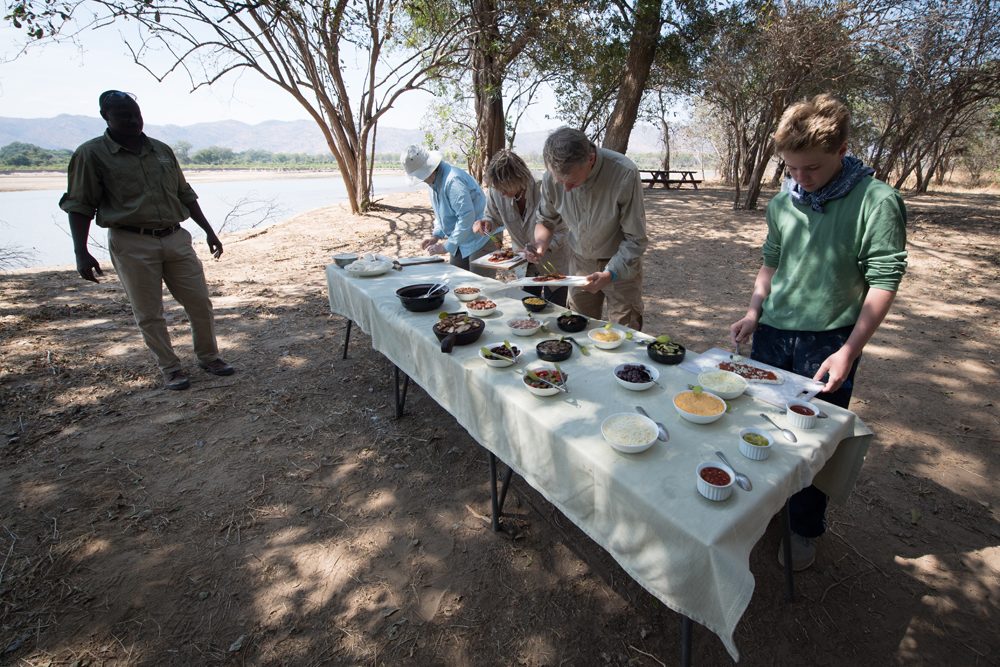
left=484, top=150, right=533, bottom=191
left=543, top=127, right=595, bottom=176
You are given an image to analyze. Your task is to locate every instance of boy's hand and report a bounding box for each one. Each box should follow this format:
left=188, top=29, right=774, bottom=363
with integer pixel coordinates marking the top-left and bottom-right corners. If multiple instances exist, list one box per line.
left=473, top=219, right=494, bottom=235
left=813, top=347, right=856, bottom=393
left=729, top=316, right=757, bottom=346
left=420, top=237, right=438, bottom=251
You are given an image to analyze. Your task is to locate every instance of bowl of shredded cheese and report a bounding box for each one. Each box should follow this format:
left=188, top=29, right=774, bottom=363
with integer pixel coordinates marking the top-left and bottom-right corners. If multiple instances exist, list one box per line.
left=588, top=327, right=625, bottom=350
left=697, top=370, right=748, bottom=400
left=601, top=413, right=659, bottom=453
left=672, top=389, right=726, bottom=424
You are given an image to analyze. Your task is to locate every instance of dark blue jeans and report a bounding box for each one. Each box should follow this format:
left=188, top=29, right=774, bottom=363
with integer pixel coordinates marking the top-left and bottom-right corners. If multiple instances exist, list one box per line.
left=751, top=323, right=861, bottom=538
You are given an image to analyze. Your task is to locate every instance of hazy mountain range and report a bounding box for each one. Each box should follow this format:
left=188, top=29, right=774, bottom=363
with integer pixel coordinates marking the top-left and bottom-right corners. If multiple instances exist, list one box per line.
left=0, top=115, right=668, bottom=156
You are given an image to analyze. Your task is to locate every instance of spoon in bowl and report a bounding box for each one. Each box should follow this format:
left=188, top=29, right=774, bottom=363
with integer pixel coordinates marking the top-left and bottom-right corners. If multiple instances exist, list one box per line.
left=760, top=413, right=797, bottom=442
left=716, top=451, right=752, bottom=491
left=635, top=406, right=669, bottom=442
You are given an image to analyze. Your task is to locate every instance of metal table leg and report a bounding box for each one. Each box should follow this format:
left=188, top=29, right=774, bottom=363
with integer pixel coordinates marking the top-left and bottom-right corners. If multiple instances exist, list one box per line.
left=342, top=320, right=353, bottom=359
left=393, top=365, right=410, bottom=418
left=680, top=615, right=693, bottom=667
left=488, top=453, right=514, bottom=532
left=783, top=500, right=795, bottom=601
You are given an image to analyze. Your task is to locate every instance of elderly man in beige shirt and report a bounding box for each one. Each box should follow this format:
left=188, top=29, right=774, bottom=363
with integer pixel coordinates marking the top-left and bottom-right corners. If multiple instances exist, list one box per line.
left=527, top=127, right=648, bottom=329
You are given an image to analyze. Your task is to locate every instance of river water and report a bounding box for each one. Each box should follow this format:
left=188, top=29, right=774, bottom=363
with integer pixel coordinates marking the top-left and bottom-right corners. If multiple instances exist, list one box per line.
left=0, top=173, right=414, bottom=268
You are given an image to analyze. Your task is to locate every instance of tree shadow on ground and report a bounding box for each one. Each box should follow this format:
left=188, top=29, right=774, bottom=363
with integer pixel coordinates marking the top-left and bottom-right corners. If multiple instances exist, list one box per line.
left=1, top=186, right=997, bottom=665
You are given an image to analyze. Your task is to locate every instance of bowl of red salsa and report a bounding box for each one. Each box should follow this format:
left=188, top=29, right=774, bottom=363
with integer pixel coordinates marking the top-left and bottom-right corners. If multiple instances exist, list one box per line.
left=785, top=399, right=819, bottom=429
left=696, top=461, right=735, bottom=501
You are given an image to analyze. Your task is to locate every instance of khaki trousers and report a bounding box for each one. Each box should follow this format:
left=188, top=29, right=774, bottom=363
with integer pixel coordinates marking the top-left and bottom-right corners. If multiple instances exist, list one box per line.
left=568, top=255, right=644, bottom=330
left=109, top=227, right=220, bottom=375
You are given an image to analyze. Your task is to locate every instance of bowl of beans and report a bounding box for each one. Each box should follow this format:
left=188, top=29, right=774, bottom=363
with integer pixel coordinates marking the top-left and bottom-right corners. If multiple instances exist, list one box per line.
left=454, top=285, right=483, bottom=302
left=696, top=461, right=735, bottom=501
left=522, top=366, right=568, bottom=397
left=507, top=317, right=543, bottom=337
left=587, top=327, right=625, bottom=350
left=738, top=427, right=773, bottom=460
left=536, top=338, right=572, bottom=362
left=522, top=296, right=549, bottom=313
left=672, top=389, right=726, bottom=424
left=785, top=399, right=819, bottom=429
left=466, top=298, right=497, bottom=317
left=613, top=363, right=659, bottom=391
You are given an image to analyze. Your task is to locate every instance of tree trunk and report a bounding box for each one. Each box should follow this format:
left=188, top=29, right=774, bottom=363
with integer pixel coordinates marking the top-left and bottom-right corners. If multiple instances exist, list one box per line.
left=660, top=117, right=670, bottom=171
left=601, top=0, right=663, bottom=154
left=470, top=0, right=506, bottom=182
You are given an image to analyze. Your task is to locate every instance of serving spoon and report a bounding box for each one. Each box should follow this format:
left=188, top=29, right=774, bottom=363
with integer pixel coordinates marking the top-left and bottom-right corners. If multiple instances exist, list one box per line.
left=716, top=451, right=752, bottom=491
left=760, top=413, right=797, bottom=442
left=635, top=406, right=669, bottom=442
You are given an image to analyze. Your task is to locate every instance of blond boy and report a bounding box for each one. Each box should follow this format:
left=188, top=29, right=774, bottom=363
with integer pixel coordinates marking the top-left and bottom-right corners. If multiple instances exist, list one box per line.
left=730, top=94, right=907, bottom=571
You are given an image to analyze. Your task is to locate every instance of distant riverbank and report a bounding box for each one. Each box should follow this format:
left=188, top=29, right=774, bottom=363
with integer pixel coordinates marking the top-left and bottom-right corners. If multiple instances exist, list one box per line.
left=0, top=168, right=406, bottom=193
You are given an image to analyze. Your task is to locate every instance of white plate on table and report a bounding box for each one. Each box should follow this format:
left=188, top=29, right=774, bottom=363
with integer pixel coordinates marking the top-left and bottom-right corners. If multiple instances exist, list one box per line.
left=471, top=251, right=526, bottom=270
left=506, top=275, right=590, bottom=288
left=345, top=256, right=393, bottom=277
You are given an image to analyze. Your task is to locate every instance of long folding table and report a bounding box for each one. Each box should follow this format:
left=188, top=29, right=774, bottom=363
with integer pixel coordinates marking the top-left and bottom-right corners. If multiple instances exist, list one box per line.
left=326, top=262, right=872, bottom=663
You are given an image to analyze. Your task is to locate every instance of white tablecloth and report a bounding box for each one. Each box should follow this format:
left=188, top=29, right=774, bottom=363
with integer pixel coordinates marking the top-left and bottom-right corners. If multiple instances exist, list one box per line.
left=326, top=263, right=872, bottom=661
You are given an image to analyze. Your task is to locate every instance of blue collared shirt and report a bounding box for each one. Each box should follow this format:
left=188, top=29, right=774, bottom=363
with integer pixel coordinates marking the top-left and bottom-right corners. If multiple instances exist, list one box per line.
left=428, top=162, right=490, bottom=257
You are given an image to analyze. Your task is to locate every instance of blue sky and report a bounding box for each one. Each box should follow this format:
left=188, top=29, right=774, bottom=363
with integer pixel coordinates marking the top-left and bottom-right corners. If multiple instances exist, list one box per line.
left=0, top=23, right=561, bottom=130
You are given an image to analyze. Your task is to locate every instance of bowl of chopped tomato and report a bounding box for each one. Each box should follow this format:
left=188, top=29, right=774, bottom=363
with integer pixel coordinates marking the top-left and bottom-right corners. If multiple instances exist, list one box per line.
left=696, top=461, right=735, bottom=501
left=522, top=366, right=568, bottom=397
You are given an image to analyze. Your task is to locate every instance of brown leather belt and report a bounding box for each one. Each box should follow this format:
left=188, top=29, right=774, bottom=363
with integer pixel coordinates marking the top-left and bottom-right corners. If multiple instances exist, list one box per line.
left=116, top=224, right=181, bottom=237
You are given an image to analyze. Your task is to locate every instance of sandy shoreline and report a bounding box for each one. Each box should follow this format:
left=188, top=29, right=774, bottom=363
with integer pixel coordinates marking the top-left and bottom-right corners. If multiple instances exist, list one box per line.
left=0, top=168, right=404, bottom=192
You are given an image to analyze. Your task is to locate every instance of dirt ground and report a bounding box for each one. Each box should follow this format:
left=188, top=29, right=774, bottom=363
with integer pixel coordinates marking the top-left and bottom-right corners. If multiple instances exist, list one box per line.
left=1, top=185, right=997, bottom=666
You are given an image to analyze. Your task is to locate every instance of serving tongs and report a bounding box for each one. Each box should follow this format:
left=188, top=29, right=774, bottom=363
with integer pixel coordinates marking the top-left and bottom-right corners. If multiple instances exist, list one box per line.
left=525, top=369, right=569, bottom=393
left=561, top=336, right=590, bottom=356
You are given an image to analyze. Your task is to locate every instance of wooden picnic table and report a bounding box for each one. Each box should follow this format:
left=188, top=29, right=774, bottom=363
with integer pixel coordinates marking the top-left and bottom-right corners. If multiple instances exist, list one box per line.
left=640, top=169, right=703, bottom=190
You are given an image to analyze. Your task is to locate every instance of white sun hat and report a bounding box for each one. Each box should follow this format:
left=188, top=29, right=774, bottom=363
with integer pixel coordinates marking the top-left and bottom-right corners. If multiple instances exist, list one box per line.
left=401, top=144, right=443, bottom=184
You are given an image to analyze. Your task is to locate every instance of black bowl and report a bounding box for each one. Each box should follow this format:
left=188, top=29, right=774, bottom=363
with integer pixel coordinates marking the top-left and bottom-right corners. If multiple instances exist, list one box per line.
left=536, top=338, right=573, bottom=362
left=397, top=283, right=449, bottom=312
left=556, top=313, right=588, bottom=333
left=522, top=296, right=549, bottom=313
left=433, top=315, right=486, bottom=353
left=647, top=342, right=686, bottom=365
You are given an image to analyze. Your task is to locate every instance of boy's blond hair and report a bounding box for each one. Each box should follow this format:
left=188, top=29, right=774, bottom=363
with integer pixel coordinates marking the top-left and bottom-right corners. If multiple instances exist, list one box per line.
left=773, top=94, right=850, bottom=154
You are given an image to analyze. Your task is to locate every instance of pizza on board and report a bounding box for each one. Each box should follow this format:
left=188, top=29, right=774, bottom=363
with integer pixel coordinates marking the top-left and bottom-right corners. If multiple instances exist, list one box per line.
left=717, top=360, right=784, bottom=384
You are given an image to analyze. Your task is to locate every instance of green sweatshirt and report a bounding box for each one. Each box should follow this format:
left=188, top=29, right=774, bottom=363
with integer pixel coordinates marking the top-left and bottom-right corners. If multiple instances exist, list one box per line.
left=760, top=176, right=907, bottom=332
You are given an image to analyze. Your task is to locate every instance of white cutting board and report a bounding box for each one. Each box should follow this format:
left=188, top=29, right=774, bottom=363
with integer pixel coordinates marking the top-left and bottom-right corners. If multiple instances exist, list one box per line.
left=680, top=347, right=825, bottom=408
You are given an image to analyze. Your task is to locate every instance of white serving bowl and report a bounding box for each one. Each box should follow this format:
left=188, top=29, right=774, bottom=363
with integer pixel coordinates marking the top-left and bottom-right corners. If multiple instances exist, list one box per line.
left=696, top=461, right=735, bottom=501
left=478, top=341, right=521, bottom=368
left=588, top=327, right=625, bottom=350
left=672, top=389, right=727, bottom=425
left=454, top=285, right=483, bottom=302
left=697, top=369, right=749, bottom=400
left=522, top=366, right=568, bottom=397
left=507, top=317, right=543, bottom=337
left=601, top=413, right=659, bottom=454
left=785, top=399, right=819, bottom=429
left=613, top=363, right=660, bottom=391
left=332, top=252, right=358, bottom=268
left=465, top=298, right=497, bottom=317
left=738, top=427, right=773, bottom=461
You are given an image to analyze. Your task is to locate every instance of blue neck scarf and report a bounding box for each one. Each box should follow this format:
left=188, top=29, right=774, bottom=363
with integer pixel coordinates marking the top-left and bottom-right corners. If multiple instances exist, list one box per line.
left=786, top=155, right=874, bottom=213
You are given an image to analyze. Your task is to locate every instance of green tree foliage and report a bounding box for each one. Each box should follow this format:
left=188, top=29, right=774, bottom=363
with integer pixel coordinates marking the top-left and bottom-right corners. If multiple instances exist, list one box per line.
left=5, top=0, right=469, bottom=214
left=0, top=142, right=72, bottom=168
